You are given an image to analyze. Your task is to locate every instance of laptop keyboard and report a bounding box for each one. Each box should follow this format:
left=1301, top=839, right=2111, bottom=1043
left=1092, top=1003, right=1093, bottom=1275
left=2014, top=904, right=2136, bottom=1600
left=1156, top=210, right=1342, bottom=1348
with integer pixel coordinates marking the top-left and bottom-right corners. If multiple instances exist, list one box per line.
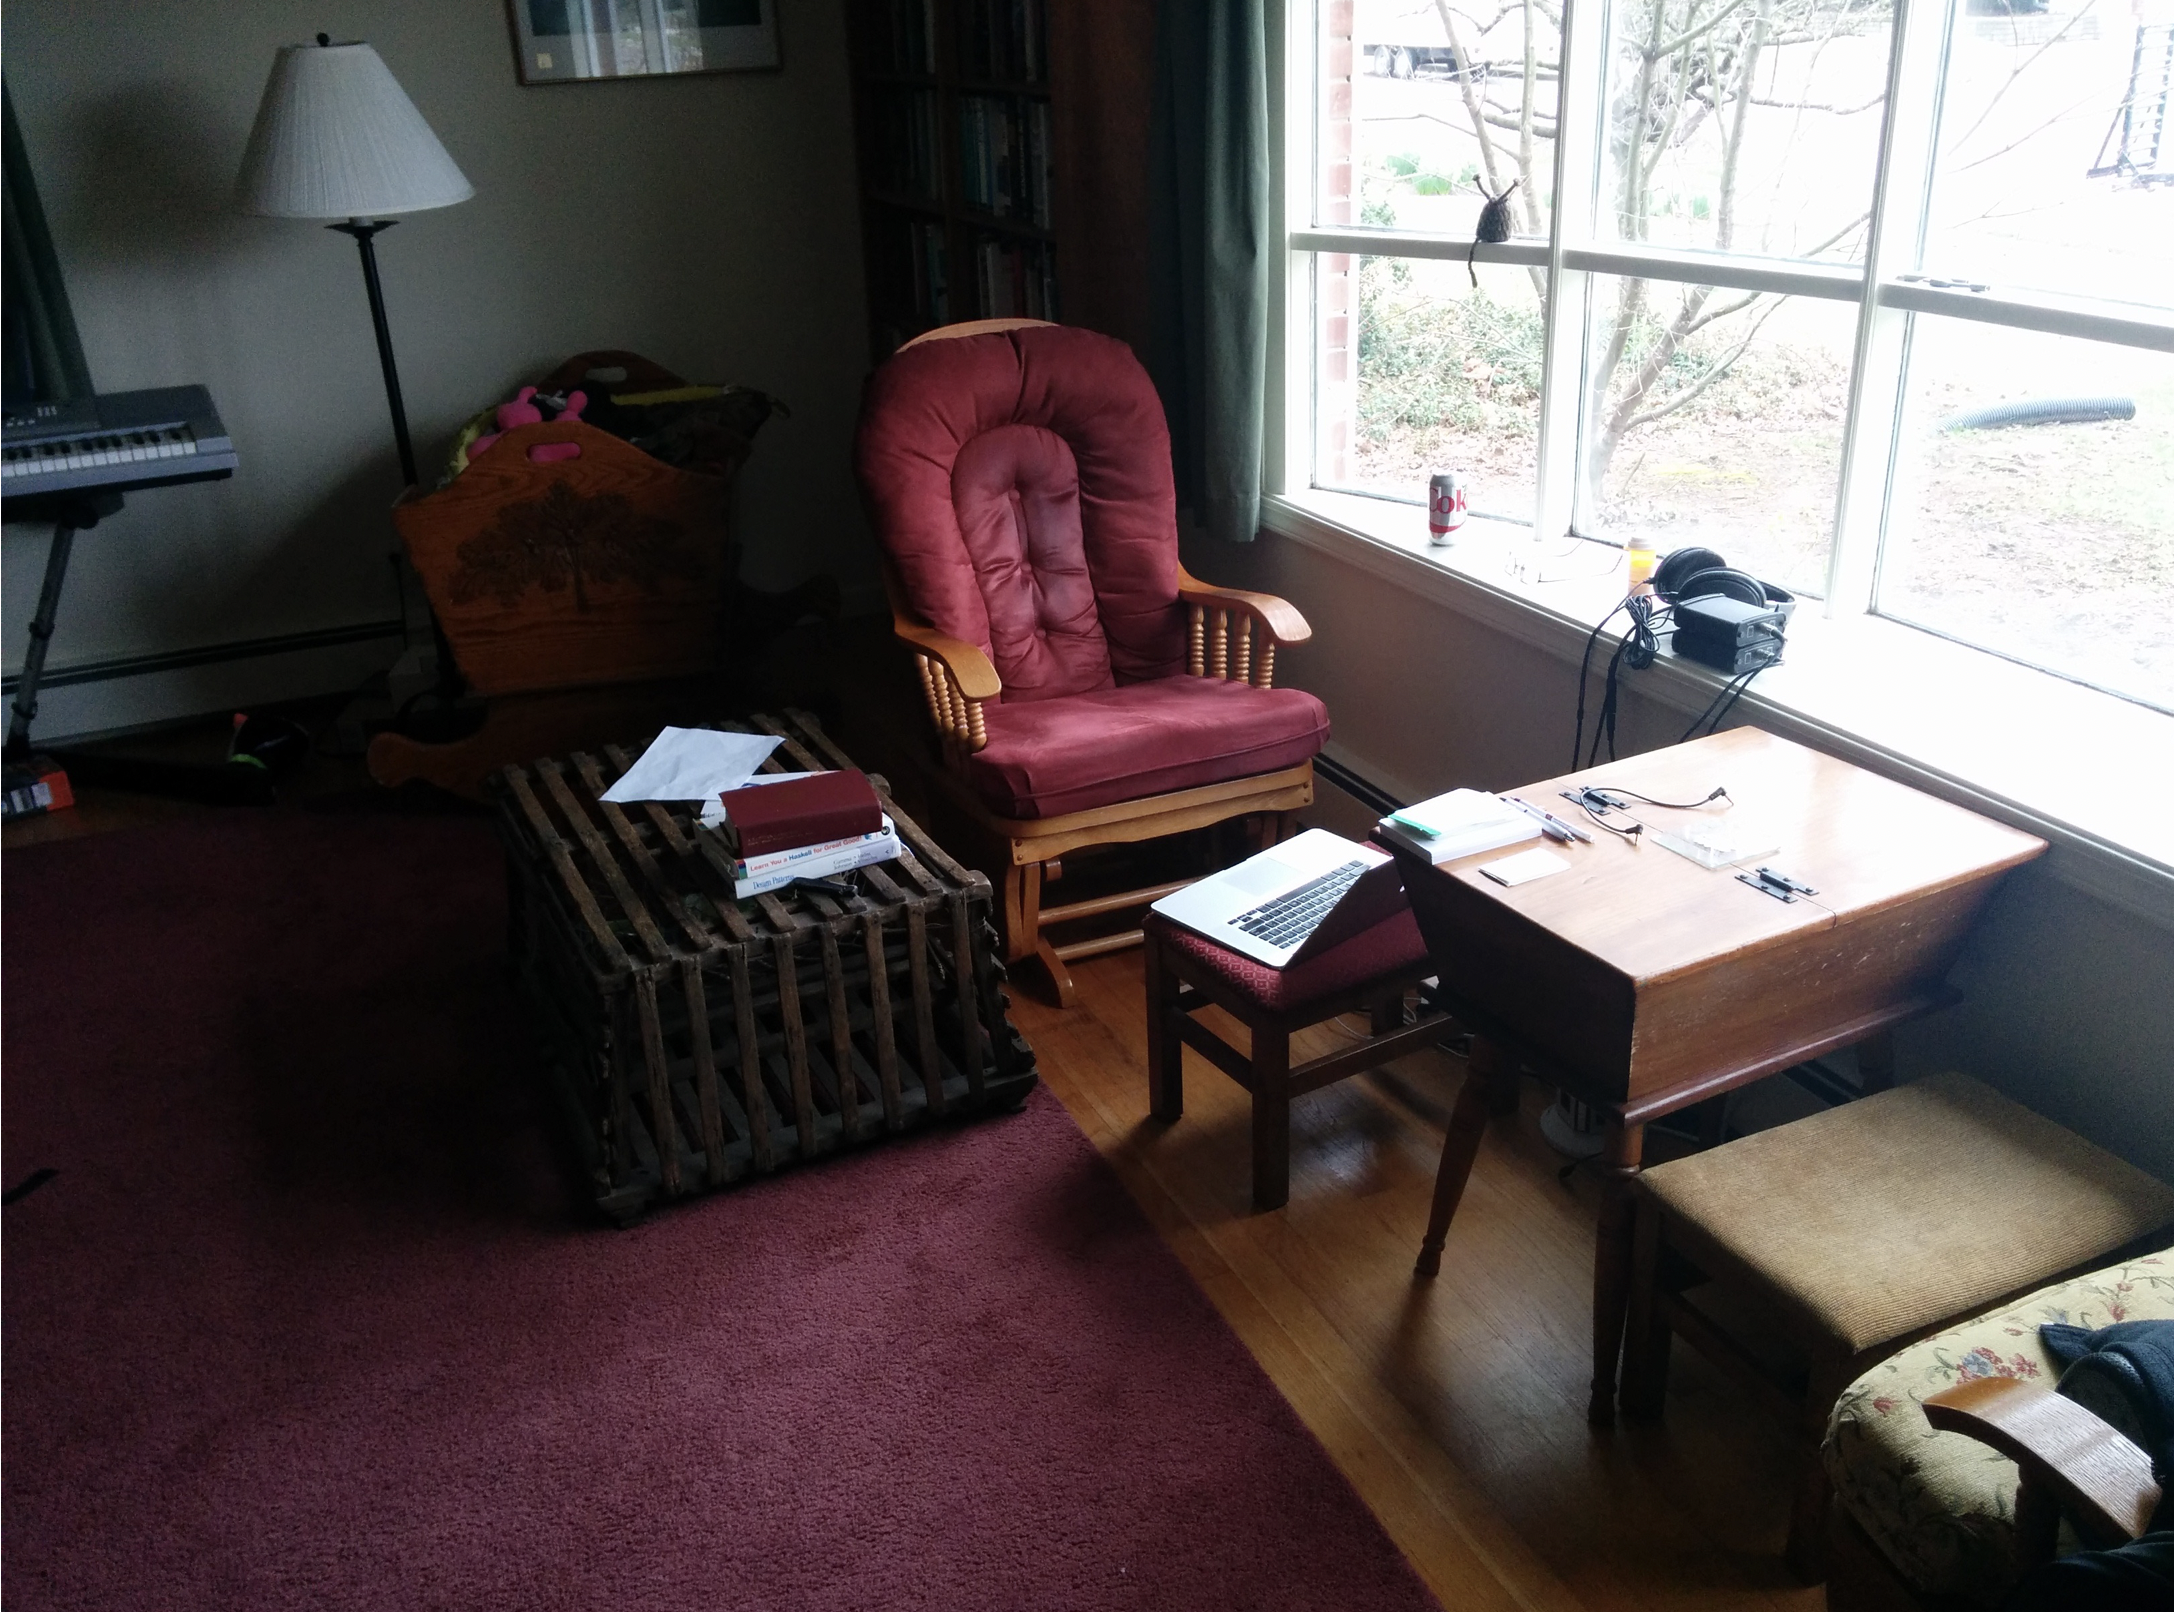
left=1229, top=860, right=1367, bottom=949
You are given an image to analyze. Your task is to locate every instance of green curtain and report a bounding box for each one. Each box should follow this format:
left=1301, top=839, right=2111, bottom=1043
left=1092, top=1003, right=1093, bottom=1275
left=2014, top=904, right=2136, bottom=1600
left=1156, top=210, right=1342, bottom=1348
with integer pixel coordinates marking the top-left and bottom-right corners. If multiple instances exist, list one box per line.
left=1148, top=0, right=1270, bottom=545
left=2, top=82, right=94, bottom=410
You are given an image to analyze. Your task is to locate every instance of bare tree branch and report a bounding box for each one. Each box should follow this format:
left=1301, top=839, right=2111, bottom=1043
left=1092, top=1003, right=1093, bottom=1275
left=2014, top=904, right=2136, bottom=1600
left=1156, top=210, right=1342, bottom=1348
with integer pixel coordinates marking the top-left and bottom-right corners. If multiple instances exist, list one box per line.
left=1622, top=296, right=1790, bottom=429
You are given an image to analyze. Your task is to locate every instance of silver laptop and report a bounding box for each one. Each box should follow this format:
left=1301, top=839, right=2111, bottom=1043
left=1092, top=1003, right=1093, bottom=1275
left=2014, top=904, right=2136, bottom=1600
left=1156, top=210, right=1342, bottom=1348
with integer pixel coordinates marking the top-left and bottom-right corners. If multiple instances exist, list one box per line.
left=1152, top=828, right=1409, bottom=968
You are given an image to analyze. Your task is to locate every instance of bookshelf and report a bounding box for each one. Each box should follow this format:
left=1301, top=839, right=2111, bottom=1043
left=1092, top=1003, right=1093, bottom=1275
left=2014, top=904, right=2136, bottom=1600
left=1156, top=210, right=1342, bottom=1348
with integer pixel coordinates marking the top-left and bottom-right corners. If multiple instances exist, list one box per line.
left=848, top=0, right=1140, bottom=360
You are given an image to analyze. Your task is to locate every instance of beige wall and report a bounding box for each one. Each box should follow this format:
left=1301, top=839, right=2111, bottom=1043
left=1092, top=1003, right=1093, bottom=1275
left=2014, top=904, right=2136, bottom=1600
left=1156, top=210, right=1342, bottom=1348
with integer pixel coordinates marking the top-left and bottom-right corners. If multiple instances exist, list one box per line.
left=2, top=0, right=876, bottom=737
left=1190, top=527, right=2174, bottom=1183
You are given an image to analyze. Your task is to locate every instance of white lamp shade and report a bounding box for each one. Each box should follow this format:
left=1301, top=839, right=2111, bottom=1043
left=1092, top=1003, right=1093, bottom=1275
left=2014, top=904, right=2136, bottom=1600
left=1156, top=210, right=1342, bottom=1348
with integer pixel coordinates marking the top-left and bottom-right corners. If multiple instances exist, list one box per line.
left=235, top=41, right=473, bottom=218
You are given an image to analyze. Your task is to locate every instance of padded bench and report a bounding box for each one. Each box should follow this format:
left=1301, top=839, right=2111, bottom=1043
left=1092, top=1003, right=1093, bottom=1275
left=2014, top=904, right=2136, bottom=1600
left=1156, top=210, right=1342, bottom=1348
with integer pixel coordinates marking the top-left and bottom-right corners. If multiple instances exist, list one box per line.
left=1620, top=1072, right=2174, bottom=1581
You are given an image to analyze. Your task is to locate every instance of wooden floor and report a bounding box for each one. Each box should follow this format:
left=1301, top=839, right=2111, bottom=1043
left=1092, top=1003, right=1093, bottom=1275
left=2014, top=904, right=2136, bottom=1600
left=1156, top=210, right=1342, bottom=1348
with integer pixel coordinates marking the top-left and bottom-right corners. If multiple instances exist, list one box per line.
left=1014, top=951, right=1825, bottom=1612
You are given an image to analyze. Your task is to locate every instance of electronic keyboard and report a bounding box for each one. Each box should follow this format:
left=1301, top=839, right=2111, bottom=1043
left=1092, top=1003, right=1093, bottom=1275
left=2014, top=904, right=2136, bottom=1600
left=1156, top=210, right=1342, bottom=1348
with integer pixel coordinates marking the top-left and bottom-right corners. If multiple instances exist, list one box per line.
left=1, top=385, right=236, bottom=502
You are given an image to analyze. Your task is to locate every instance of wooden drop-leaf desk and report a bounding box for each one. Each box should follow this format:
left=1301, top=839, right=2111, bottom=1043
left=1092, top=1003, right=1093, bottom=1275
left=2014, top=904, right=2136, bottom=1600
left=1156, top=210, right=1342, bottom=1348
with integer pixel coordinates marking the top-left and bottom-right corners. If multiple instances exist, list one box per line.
left=1385, top=728, right=2046, bottom=1422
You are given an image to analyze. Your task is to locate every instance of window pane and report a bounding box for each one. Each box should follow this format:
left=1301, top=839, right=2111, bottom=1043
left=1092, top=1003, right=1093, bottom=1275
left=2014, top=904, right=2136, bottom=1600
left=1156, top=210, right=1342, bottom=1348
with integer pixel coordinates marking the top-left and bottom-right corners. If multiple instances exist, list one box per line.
left=1320, top=2, right=1560, bottom=235
left=1596, top=0, right=1893, bottom=260
left=1314, top=253, right=1545, bottom=522
left=1576, top=273, right=1855, bottom=599
left=1920, top=3, right=2172, bottom=307
left=1877, top=320, right=2174, bottom=712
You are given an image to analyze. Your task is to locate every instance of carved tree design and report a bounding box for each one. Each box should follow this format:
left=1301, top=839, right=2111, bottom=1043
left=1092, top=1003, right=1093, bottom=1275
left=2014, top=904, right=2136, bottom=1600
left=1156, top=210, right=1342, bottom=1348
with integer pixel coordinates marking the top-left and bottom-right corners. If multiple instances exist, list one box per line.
left=447, top=481, right=705, bottom=612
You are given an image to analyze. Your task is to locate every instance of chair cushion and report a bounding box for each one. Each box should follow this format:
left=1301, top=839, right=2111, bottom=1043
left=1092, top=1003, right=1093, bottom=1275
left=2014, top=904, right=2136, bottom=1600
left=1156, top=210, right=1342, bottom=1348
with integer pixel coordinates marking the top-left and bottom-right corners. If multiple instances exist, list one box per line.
left=855, top=324, right=1187, bottom=703
left=1146, top=908, right=1430, bottom=1014
left=966, top=677, right=1329, bottom=820
left=1824, top=1255, right=2174, bottom=1605
left=1638, top=1072, right=2174, bottom=1354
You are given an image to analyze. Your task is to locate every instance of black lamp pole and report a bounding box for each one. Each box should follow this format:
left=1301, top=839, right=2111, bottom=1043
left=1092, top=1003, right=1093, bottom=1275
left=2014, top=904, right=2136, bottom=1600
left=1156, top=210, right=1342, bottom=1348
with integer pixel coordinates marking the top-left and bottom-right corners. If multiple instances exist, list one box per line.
left=326, top=218, right=418, bottom=487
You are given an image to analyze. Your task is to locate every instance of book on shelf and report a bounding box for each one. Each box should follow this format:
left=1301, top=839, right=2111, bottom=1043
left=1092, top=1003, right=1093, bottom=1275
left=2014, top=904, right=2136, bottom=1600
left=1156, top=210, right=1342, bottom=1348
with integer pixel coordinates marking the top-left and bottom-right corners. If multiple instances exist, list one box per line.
left=956, top=94, right=1051, bottom=226
left=878, top=86, right=942, bottom=199
left=973, top=236, right=1056, bottom=320
left=732, top=828, right=902, bottom=899
left=1374, top=789, right=1541, bottom=865
left=962, top=0, right=1048, bottom=82
left=887, top=0, right=937, bottom=73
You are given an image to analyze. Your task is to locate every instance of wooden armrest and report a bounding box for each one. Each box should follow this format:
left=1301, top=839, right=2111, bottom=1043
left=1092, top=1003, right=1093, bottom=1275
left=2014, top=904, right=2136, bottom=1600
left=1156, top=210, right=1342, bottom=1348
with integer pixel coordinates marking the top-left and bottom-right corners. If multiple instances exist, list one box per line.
left=1176, top=567, right=1312, bottom=646
left=889, top=615, right=1001, bottom=701
left=1923, top=1377, right=2161, bottom=1547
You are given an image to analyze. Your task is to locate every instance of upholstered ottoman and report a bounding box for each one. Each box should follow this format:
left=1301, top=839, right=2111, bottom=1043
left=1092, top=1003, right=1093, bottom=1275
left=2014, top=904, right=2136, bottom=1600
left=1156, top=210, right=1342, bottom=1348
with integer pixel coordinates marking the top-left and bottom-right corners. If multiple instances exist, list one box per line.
left=1143, top=908, right=1459, bottom=1209
left=1823, top=1255, right=2174, bottom=1607
left=1619, top=1073, right=2174, bottom=1580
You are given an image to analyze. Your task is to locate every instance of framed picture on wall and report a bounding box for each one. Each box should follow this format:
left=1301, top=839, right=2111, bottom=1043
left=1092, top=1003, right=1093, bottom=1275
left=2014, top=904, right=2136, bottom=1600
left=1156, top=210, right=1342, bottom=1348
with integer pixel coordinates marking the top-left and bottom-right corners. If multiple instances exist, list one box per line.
left=507, top=0, right=779, bottom=84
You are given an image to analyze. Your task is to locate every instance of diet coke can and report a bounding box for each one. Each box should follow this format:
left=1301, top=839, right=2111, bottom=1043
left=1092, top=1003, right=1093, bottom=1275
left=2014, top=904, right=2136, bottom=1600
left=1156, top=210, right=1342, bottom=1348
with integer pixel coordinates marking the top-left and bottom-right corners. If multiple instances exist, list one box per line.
left=1428, top=472, right=1467, bottom=546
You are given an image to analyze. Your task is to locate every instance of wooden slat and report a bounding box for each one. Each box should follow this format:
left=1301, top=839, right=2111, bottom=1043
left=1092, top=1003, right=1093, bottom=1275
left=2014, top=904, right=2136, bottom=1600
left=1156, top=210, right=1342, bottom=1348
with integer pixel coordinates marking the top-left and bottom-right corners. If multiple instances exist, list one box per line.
left=571, top=750, right=717, bottom=954
left=538, top=760, right=675, bottom=964
left=503, top=766, right=633, bottom=973
left=749, top=712, right=829, bottom=774
left=862, top=909, right=905, bottom=1129
left=728, top=945, right=773, bottom=1171
left=596, top=746, right=763, bottom=946
left=679, top=958, right=728, bottom=1185
left=632, top=971, right=682, bottom=1194
left=949, top=890, right=984, bottom=1100
left=907, top=902, right=945, bottom=1115
left=774, top=932, right=818, bottom=1154
left=819, top=920, right=862, bottom=1139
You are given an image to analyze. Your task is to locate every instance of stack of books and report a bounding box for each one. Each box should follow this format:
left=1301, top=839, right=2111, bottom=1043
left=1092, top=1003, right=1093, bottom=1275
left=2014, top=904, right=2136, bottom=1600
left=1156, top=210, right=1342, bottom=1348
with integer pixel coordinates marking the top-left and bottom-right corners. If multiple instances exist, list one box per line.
left=1374, top=788, right=1540, bottom=865
left=710, top=769, right=900, bottom=899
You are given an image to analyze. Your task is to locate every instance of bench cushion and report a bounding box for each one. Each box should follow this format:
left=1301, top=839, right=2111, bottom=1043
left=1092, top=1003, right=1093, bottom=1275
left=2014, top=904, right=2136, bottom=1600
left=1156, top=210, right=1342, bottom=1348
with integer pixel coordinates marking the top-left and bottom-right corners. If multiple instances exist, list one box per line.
left=1824, top=1255, right=2174, bottom=1605
left=1145, top=907, right=1428, bottom=1014
left=1638, top=1072, right=2174, bottom=1353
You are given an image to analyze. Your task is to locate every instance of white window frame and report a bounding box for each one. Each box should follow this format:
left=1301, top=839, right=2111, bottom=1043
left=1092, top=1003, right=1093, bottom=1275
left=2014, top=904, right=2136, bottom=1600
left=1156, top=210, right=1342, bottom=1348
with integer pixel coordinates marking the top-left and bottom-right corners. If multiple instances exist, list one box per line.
left=1276, top=0, right=2174, bottom=621
left=1265, top=0, right=2174, bottom=924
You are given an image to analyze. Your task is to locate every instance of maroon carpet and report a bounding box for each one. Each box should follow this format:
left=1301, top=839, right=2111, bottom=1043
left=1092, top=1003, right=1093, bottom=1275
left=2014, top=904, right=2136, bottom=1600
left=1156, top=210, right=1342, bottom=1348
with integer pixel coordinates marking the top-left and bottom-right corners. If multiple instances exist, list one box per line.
left=2, top=812, right=1439, bottom=1612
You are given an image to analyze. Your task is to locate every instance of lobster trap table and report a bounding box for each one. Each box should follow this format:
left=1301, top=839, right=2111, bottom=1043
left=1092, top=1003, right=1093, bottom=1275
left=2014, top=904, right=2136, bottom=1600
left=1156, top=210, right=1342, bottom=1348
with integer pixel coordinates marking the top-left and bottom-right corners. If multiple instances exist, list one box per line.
left=494, top=709, right=1038, bottom=1222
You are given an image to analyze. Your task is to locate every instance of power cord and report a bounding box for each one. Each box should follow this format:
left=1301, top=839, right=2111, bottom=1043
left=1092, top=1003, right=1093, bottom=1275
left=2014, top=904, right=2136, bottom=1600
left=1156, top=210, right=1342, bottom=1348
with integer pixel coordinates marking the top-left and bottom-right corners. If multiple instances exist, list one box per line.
left=1573, top=594, right=1671, bottom=769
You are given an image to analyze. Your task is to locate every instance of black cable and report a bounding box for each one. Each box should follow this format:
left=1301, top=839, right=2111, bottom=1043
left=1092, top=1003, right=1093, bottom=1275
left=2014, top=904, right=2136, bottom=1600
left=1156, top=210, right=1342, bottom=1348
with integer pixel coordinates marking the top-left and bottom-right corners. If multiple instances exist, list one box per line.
left=1572, top=596, right=1632, bottom=770
left=1595, top=784, right=1732, bottom=810
left=1702, top=664, right=1762, bottom=736
left=1678, top=666, right=1762, bottom=744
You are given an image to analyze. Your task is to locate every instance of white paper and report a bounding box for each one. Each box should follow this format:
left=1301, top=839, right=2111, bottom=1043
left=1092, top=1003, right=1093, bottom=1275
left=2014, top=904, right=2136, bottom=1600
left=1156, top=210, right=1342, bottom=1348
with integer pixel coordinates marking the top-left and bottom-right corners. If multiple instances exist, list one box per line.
left=1478, top=847, right=1571, bottom=887
left=598, top=727, right=784, bottom=804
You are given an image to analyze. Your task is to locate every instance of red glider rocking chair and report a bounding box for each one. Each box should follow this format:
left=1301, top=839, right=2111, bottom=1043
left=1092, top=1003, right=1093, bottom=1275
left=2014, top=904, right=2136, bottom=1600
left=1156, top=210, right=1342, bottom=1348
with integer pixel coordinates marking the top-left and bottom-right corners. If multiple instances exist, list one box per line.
left=854, top=319, right=1330, bottom=1005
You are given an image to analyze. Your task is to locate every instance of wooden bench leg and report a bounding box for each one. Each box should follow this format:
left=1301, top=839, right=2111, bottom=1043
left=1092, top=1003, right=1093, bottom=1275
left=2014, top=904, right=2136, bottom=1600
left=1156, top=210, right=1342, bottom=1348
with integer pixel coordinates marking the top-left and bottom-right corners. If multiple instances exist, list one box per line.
left=1620, top=1192, right=1671, bottom=1422
left=1589, top=1115, right=1646, bottom=1426
left=1415, top=1066, right=1492, bottom=1277
left=1251, top=1026, right=1291, bottom=1211
left=1787, top=1351, right=1853, bottom=1582
left=1145, top=929, right=1183, bottom=1122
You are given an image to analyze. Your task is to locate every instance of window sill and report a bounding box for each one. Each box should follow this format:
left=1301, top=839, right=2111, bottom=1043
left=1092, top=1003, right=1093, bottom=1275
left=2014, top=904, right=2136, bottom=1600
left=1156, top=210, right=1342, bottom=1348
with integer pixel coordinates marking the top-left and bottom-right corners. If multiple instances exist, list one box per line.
left=1262, top=487, right=2174, bottom=932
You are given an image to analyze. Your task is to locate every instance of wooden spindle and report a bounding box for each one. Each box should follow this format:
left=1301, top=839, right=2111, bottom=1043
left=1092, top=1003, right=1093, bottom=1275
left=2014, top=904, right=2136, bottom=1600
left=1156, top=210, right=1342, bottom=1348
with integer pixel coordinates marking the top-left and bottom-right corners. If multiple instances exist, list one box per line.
left=1258, top=641, right=1276, bottom=688
left=966, top=698, right=987, bottom=750
left=1188, top=605, right=1206, bottom=677
left=1234, top=616, right=1252, bottom=684
left=916, top=654, right=941, bottom=728
left=1212, top=610, right=1229, bottom=679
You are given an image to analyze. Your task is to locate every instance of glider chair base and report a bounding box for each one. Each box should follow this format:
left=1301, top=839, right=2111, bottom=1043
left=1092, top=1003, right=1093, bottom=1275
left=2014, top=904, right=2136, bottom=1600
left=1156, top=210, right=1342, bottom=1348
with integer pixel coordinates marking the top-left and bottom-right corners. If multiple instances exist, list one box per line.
left=929, top=760, right=1317, bottom=1007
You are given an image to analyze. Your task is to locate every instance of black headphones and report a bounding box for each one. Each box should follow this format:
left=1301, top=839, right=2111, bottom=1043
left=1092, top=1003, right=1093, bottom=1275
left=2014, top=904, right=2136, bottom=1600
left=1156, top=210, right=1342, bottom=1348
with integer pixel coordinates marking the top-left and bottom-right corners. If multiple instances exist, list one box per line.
left=1651, top=546, right=1797, bottom=623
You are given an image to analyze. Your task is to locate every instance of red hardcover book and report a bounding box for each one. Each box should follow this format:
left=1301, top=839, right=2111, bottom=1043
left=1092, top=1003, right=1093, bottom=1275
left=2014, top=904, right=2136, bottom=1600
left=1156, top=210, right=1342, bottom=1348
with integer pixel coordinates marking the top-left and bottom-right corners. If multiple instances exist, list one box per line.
left=716, top=770, right=883, bottom=859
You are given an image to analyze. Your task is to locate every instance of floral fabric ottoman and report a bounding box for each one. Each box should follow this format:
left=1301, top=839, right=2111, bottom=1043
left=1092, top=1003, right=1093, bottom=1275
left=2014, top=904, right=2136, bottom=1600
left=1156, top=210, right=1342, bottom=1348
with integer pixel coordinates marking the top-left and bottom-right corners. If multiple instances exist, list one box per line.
left=1822, top=1254, right=2174, bottom=1605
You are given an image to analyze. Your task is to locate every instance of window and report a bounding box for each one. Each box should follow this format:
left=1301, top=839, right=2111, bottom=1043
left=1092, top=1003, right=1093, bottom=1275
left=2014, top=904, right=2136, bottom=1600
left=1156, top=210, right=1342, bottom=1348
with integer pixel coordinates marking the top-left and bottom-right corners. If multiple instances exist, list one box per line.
left=1289, top=0, right=2174, bottom=716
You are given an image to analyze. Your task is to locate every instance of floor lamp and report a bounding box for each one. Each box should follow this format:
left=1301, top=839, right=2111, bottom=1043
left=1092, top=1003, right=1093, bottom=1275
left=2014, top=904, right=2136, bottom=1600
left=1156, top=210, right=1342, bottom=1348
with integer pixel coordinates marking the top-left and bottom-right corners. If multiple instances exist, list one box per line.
left=235, top=35, right=472, bottom=705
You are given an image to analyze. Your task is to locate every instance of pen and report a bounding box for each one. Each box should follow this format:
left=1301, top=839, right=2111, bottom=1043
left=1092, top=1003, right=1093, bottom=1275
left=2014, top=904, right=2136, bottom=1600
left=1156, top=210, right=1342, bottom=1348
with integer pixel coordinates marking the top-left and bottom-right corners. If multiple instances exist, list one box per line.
left=1508, top=796, right=1593, bottom=844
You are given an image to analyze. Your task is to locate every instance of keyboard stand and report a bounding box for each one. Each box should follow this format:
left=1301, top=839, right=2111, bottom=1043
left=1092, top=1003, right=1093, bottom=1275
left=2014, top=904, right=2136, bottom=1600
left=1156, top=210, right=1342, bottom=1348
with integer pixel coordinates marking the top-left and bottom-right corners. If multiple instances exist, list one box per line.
left=4, top=487, right=118, bottom=763
left=3, top=488, right=274, bottom=808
